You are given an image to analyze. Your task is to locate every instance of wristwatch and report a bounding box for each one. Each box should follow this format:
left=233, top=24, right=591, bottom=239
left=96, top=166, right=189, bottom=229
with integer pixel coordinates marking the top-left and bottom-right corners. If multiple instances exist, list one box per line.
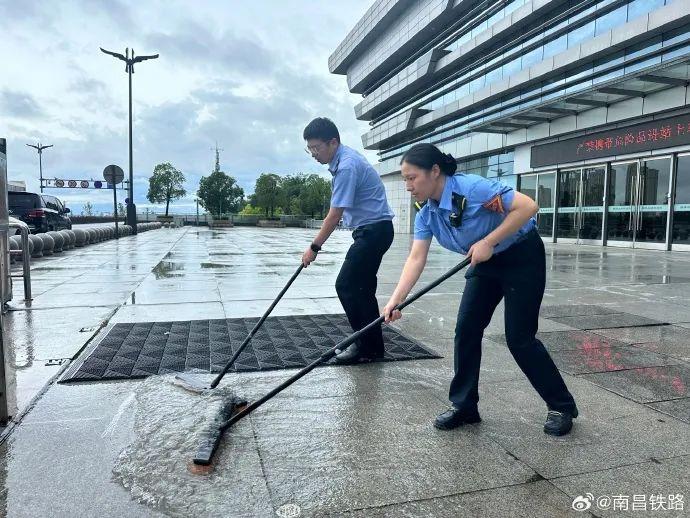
left=310, top=243, right=321, bottom=253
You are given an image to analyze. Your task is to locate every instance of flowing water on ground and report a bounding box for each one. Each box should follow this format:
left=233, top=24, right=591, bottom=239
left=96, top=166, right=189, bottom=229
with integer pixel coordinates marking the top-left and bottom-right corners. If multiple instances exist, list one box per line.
left=112, top=373, right=266, bottom=517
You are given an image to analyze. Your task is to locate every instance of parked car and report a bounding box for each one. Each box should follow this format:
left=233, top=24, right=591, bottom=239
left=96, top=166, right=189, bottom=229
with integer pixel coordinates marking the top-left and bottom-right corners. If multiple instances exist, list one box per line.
left=8, top=192, right=72, bottom=234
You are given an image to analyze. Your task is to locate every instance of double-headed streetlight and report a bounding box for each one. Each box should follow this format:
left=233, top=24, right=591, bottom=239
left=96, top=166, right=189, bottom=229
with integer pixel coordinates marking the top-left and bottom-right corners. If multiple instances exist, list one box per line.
left=26, top=142, right=53, bottom=193
left=100, top=46, right=159, bottom=234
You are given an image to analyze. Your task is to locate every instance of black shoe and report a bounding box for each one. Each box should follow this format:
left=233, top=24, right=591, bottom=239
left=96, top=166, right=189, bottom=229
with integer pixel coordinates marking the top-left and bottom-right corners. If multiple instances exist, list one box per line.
left=544, top=409, right=577, bottom=436
left=434, top=407, right=481, bottom=430
left=334, top=342, right=384, bottom=364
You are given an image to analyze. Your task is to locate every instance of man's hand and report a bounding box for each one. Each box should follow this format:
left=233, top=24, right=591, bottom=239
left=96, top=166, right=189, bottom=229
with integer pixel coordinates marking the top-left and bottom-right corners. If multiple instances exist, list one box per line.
left=468, top=238, right=494, bottom=266
left=382, top=296, right=404, bottom=323
left=302, top=246, right=317, bottom=267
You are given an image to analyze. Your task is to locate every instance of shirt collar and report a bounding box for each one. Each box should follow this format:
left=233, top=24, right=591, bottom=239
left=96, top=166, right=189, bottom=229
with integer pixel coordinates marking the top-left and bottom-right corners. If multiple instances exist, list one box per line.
left=427, top=176, right=453, bottom=213
left=328, top=144, right=344, bottom=175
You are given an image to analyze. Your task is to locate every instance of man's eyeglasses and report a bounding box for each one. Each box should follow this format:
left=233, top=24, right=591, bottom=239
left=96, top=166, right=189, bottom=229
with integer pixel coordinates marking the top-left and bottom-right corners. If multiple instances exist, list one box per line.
left=305, top=141, right=330, bottom=155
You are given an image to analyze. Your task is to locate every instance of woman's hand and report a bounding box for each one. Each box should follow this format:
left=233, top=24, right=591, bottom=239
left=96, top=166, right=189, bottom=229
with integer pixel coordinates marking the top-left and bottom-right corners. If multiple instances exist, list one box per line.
left=468, top=238, right=494, bottom=266
left=382, top=296, right=404, bottom=323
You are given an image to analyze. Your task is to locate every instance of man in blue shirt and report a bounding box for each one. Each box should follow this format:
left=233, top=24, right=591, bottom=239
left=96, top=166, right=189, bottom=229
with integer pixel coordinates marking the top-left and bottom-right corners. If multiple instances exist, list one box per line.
left=301, top=117, right=395, bottom=363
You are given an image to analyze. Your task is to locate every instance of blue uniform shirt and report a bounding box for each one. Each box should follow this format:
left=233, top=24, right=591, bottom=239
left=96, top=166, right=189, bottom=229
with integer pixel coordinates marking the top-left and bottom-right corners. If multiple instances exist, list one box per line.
left=414, top=173, right=536, bottom=255
left=328, top=144, right=395, bottom=228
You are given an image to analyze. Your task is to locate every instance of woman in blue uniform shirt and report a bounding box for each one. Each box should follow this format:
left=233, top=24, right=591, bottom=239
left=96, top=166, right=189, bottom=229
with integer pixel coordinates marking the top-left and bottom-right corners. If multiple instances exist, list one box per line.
left=383, top=143, right=578, bottom=436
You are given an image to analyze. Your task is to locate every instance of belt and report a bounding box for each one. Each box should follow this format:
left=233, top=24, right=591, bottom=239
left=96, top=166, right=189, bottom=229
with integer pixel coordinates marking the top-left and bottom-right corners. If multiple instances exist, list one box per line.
left=355, top=219, right=393, bottom=231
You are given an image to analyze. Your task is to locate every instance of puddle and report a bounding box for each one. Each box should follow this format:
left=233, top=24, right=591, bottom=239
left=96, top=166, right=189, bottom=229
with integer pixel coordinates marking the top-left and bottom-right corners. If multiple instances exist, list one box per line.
left=199, top=262, right=233, bottom=269
left=152, top=261, right=185, bottom=279
left=112, top=374, right=257, bottom=517
left=632, top=275, right=690, bottom=284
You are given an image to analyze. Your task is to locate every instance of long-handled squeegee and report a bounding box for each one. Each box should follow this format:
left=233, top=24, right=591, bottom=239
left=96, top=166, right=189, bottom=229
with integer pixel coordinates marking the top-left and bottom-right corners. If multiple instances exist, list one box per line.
left=189, top=257, right=472, bottom=472
left=174, top=262, right=305, bottom=394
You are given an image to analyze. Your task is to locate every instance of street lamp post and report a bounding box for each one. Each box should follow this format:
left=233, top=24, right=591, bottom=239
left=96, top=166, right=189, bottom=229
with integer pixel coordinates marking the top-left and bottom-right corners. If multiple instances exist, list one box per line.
left=100, top=46, right=159, bottom=234
left=26, top=142, right=53, bottom=193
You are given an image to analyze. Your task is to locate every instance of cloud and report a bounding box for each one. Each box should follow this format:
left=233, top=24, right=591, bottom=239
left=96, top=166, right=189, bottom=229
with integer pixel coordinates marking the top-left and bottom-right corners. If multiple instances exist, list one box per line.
left=0, top=90, right=44, bottom=119
left=144, top=20, right=276, bottom=78
left=0, top=0, right=376, bottom=216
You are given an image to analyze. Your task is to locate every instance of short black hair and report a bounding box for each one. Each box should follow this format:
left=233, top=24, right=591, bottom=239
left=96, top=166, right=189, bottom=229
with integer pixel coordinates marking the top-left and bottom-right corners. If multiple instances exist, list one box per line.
left=303, top=117, right=340, bottom=142
left=401, top=143, right=457, bottom=176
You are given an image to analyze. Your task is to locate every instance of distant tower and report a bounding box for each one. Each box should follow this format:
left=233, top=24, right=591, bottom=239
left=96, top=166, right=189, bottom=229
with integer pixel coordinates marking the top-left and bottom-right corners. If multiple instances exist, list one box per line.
left=211, top=142, right=224, bottom=173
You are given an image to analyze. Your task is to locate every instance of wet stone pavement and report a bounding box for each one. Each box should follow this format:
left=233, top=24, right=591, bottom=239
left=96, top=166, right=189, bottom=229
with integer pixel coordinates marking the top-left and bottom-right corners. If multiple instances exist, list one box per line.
left=2, top=226, right=689, bottom=517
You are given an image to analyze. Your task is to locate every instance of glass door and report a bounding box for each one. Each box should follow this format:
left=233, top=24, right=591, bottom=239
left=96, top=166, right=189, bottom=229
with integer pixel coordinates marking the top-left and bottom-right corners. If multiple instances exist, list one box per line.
left=607, top=159, right=671, bottom=249
left=537, top=172, right=555, bottom=239
left=635, top=157, right=671, bottom=249
left=672, top=154, right=690, bottom=251
left=557, top=167, right=605, bottom=244
left=606, top=162, right=637, bottom=244
left=519, top=172, right=555, bottom=240
left=579, top=166, right=605, bottom=244
left=556, top=169, right=581, bottom=242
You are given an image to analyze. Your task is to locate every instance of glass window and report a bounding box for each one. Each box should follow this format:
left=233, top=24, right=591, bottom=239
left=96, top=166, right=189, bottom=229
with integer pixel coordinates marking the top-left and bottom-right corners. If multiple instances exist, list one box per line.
left=544, top=18, right=568, bottom=37
left=538, top=173, right=555, bottom=208
left=628, top=0, right=665, bottom=21
left=663, top=24, right=690, bottom=48
left=663, top=44, right=690, bottom=62
left=519, top=174, right=538, bottom=201
left=469, top=76, right=486, bottom=94
left=521, top=46, right=544, bottom=68
left=595, top=5, right=627, bottom=35
left=498, top=162, right=514, bottom=176
left=502, top=56, right=522, bottom=77
left=624, top=54, right=662, bottom=74
left=568, top=21, right=595, bottom=48
left=543, top=34, right=567, bottom=58
left=487, top=9, right=505, bottom=27
left=594, top=50, right=624, bottom=72
left=43, top=196, right=59, bottom=211
left=572, top=4, right=597, bottom=21
left=472, top=20, right=488, bottom=38
left=499, top=151, right=514, bottom=163
left=626, top=36, right=662, bottom=61
left=500, top=174, right=518, bottom=190
left=484, top=66, right=503, bottom=85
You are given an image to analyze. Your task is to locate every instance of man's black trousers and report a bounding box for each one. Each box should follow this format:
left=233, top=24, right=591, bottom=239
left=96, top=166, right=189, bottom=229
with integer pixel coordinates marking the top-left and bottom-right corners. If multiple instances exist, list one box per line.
left=336, top=220, right=394, bottom=355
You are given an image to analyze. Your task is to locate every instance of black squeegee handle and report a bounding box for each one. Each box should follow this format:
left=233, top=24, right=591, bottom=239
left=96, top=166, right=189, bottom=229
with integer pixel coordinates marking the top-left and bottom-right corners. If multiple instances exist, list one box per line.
left=210, top=262, right=305, bottom=389
left=218, top=256, right=472, bottom=433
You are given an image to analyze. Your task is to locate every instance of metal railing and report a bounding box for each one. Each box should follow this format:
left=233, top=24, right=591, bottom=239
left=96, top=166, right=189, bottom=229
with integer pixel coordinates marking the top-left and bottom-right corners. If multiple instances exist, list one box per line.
left=8, top=219, right=31, bottom=303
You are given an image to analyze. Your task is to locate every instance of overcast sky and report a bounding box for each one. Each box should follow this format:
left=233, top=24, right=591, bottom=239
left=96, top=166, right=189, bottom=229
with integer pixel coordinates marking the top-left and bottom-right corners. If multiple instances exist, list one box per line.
left=0, top=0, right=376, bottom=214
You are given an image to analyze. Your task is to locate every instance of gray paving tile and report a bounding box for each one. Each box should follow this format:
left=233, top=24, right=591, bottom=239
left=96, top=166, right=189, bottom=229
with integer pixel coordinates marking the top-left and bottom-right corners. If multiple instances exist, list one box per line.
left=591, top=325, right=690, bottom=362
left=548, top=313, right=665, bottom=330
left=486, top=330, right=631, bottom=352
left=550, top=346, right=682, bottom=375
left=476, top=375, right=690, bottom=478
left=254, top=391, right=536, bottom=515
left=581, top=364, right=690, bottom=403
left=551, top=456, right=689, bottom=518
left=646, top=398, right=690, bottom=423
left=343, top=480, right=584, bottom=518
left=540, top=305, right=620, bottom=318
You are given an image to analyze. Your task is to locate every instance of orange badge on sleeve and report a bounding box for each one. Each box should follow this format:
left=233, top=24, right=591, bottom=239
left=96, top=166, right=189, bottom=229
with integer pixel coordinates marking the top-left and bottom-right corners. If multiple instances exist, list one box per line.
left=483, top=195, right=505, bottom=214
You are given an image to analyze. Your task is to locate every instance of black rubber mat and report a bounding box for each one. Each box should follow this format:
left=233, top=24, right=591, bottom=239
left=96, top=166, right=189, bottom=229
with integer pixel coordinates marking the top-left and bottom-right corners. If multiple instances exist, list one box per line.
left=61, top=314, right=441, bottom=382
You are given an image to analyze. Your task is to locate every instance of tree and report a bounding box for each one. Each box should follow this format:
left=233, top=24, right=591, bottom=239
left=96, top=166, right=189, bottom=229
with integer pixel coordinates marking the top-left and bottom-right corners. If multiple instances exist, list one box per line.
left=300, top=174, right=331, bottom=218
left=239, top=204, right=265, bottom=215
left=82, top=201, right=94, bottom=216
left=253, top=173, right=284, bottom=218
left=197, top=170, right=245, bottom=217
left=280, top=175, right=307, bottom=215
left=147, top=162, right=187, bottom=216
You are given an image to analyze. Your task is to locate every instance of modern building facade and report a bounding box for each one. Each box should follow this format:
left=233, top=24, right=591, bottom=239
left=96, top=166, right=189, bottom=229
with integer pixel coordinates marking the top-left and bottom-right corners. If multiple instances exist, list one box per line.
left=330, top=0, right=690, bottom=251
